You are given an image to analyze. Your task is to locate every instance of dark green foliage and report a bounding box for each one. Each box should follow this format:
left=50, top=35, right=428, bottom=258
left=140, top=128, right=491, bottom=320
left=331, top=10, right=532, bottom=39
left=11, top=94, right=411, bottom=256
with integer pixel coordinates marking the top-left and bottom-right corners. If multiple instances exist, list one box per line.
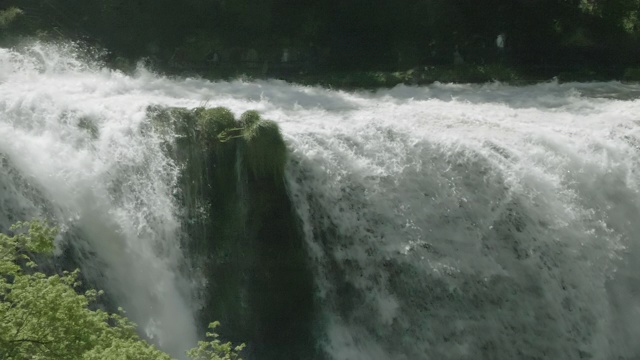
left=3, top=0, right=640, bottom=78
left=0, top=221, right=243, bottom=360
left=0, top=7, right=22, bottom=29
left=623, top=68, right=640, bottom=81
left=187, top=322, right=245, bottom=360
left=293, top=65, right=521, bottom=89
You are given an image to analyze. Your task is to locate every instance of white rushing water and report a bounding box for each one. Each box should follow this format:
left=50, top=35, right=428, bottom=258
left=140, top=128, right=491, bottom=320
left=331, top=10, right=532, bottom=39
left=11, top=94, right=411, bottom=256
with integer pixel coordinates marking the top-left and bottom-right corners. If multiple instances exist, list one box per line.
left=283, top=86, right=640, bottom=359
left=1, top=42, right=640, bottom=359
left=0, top=43, right=198, bottom=358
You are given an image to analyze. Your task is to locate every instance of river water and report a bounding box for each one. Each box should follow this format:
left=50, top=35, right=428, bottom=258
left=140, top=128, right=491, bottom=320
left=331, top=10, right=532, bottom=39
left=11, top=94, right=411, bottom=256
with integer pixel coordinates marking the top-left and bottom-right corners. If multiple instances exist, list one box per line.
left=1, top=42, right=639, bottom=359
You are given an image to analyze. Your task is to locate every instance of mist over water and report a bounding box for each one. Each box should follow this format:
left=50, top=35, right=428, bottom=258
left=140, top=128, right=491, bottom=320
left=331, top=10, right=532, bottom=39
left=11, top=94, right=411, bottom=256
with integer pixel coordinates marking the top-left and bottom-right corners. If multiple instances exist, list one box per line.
left=1, top=42, right=640, bottom=359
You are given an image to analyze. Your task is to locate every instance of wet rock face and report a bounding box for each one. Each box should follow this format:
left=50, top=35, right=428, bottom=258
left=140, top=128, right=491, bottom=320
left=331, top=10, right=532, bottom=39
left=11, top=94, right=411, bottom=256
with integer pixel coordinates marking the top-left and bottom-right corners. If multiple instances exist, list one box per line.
left=149, top=106, right=318, bottom=360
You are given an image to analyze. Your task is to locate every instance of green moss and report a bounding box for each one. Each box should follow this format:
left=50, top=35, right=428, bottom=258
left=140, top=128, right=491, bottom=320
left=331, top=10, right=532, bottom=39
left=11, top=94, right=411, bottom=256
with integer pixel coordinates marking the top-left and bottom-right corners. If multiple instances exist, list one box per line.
left=239, top=113, right=287, bottom=181
left=195, top=106, right=237, bottom=144
left=146, top=105, right=194, bottom=138
left=239, top=110, right=261, bottom=129
left=0, top=7, right=23, bottom=29
left=148, top=105, right=287, bottom=196
left=216, top=109, right=263, bottom=144
left=205, top=109, right=288, bottom=181
left=147, top=105, right=287, bottom=194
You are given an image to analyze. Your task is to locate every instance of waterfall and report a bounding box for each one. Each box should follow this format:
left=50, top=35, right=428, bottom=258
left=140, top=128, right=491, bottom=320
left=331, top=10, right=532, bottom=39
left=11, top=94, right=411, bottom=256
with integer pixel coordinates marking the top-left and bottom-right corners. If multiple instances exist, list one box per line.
left=281, top=84, right=640, bottom=359
left=0, top=43, right=198, bottom=358
left=1, top=42, right=640, bottom=359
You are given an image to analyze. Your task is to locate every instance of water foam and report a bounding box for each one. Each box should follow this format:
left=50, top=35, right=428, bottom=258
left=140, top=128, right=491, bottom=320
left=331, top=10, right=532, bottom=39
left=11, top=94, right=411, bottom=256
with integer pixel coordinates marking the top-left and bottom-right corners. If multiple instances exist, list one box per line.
left=0, top=42, right=197, bottom=358
left=282, top=84, right=640, bottom=359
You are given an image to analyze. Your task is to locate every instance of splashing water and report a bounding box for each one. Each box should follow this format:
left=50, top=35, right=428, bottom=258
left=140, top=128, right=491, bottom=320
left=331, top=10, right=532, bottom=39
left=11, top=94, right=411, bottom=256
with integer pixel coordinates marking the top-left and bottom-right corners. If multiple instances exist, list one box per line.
left=0, top=42, right=198, bottom=358
left=1, top=42, right=640, bottom=359
left=281, top=84, right=640, bottom=359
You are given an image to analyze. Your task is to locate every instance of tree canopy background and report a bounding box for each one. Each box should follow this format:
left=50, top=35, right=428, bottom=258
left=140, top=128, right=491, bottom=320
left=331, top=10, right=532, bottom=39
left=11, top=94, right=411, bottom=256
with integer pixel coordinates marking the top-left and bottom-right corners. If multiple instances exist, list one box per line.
left=2, top=0, right=639, bottom=72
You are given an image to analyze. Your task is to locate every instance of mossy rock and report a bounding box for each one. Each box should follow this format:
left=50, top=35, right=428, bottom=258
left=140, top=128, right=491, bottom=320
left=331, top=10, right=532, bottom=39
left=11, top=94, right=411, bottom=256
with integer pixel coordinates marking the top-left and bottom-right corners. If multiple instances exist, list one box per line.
left=235, top=111, right=287, bottom=181
left=241, top=117, right=287, bottom=181
left=195, top=106, right=237, bottom=143
left=148, top=105, right=237, bottom=144
left=239, top=110, right=261, bottom=129
left=146, top=105, right=195, bottom=137
left=147, top=106, right=286, bottom=180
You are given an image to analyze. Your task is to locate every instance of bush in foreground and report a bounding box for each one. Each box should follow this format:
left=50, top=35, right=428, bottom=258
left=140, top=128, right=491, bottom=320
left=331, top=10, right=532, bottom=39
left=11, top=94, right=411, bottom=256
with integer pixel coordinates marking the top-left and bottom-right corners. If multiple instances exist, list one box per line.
left=0, top=221, right=243, bottom=360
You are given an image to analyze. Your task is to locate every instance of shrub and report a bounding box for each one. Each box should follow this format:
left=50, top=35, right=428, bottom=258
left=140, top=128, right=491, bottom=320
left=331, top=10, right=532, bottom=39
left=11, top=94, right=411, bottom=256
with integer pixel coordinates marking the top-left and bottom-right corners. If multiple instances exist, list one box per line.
left=0, top=221, right=244, bottom=360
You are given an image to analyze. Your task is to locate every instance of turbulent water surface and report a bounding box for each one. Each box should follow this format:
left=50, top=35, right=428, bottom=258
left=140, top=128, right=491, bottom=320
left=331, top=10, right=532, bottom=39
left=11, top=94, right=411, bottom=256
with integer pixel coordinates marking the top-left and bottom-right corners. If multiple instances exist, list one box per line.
left=1, top=43, right=640, bottom=359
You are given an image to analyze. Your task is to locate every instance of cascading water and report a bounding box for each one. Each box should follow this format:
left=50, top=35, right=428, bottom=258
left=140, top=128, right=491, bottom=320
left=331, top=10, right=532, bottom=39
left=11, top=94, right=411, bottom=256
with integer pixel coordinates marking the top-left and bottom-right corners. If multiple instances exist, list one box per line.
left=0, top=43, right=198, bottom=358
left=283, top=86, right=640, bottom=359
left=1, top=42, right=640, bottom=360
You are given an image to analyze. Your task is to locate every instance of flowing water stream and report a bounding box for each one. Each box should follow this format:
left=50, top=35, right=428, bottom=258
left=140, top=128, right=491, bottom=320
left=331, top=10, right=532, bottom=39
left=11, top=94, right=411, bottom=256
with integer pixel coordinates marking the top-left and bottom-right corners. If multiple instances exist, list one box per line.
left=1, top=42, right=640, bottom=359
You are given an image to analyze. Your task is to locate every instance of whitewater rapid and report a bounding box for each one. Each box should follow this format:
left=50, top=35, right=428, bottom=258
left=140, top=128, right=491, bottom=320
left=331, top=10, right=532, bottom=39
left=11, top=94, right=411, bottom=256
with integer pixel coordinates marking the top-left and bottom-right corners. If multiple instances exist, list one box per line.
left=1, top=42, right=640, bottom=359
